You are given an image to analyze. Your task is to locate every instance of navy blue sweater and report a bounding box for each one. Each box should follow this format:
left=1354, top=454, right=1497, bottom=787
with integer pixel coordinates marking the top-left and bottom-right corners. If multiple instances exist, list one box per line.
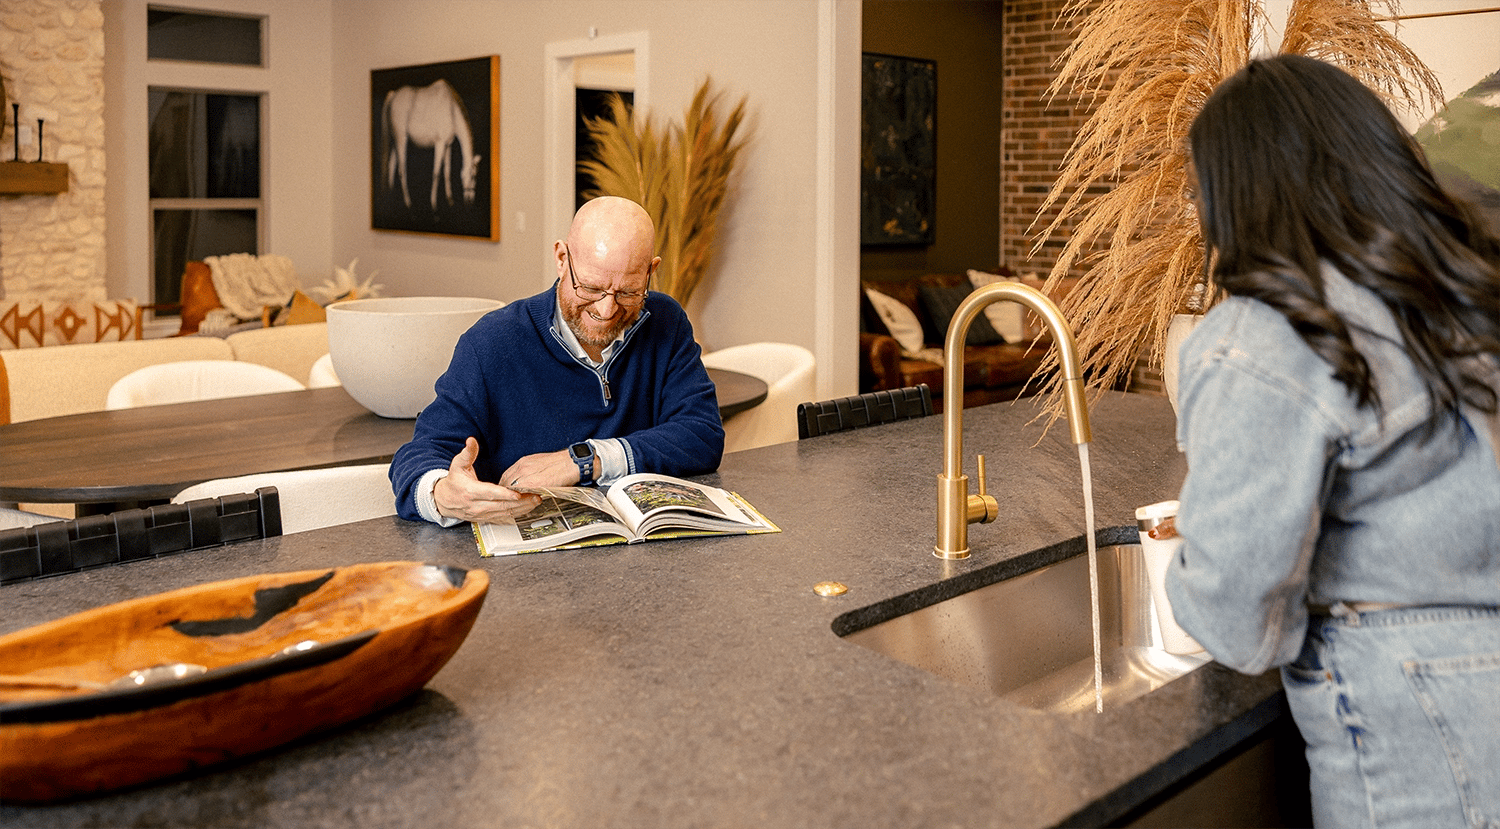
left=389, top=285, right=724, bottom=520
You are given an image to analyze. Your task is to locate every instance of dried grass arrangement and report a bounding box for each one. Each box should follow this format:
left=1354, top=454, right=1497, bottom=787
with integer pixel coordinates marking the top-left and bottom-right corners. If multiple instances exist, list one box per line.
left=1030, top=0, right=1442, bottom=421
left=580, top=79, right=749, bottom=307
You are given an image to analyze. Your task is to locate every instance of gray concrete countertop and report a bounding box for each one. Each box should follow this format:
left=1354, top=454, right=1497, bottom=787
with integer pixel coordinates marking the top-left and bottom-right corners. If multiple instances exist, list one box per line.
left=0, top=392, right=1284, bottom=828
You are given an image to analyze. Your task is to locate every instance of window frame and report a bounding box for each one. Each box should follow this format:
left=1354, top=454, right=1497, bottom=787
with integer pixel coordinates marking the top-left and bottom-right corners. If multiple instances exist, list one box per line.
left=146, top=6, right=266, bottom=68
left=145, top=84, right=267, bottom=314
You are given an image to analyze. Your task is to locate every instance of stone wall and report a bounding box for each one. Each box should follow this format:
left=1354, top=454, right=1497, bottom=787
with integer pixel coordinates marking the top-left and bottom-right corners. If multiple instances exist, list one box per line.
left=0, top=0, right=107, bottom=301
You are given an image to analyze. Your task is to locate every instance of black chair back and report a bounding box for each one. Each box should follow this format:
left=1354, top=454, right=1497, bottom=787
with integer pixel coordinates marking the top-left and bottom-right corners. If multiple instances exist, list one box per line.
left=797, top=385, right=933, bottom=439
left=0, top=488, right=281, bottom=585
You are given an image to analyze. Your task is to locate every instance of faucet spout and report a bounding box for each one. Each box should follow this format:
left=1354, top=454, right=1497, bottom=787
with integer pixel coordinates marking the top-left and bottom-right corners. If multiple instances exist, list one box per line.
left=936, top=281, right=1092, bottom=559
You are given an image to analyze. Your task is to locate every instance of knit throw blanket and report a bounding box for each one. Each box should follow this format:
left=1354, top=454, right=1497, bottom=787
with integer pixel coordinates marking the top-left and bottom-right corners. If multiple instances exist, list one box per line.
left=204, top=253, right=300, bottom=320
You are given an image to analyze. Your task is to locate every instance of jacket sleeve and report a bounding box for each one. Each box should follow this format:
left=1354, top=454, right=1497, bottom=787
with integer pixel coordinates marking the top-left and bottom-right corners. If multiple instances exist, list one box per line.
left=1165, top=346, right=1341, bottom=675
left=388, top=328, right=496, bottom=521
left=618, top=311, right=725, bottom=477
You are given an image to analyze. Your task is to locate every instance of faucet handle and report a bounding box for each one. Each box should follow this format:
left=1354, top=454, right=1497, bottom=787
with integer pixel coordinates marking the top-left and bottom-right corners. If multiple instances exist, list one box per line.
left=967, top=454, right=999, bottom=524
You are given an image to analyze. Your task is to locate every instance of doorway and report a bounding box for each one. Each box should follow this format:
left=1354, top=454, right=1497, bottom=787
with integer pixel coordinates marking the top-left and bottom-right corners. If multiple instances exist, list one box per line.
left=543, top=33, right=648, bottom=287
left=573, top=52, right=636, bottom=212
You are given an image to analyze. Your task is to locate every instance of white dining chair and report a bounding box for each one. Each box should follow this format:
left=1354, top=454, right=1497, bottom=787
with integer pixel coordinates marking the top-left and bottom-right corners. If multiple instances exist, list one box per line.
left=106, top=360, right=306, bottom=409
left=308, top=353, right=341, bottom=388
left=170, top=463, right=396, bottom=535
left=701, top=342, right=817, bottom=453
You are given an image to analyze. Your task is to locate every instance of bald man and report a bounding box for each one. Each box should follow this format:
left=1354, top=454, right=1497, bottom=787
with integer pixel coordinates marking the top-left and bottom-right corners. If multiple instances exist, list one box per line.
left=390, top=196, right=725, bottom=525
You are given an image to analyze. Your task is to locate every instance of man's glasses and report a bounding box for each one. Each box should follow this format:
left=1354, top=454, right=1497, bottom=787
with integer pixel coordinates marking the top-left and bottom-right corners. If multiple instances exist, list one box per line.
left=564, top=244, right=649, bottom=308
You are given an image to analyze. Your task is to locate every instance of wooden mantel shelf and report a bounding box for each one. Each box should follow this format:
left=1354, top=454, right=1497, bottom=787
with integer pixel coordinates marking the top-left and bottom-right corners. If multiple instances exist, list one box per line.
left=0, top=161, right=69, bottom=194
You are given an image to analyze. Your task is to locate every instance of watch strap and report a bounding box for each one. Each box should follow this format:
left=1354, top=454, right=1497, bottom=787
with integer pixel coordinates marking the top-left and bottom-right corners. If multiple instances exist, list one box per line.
left=570, top=441, right=594, bottom=483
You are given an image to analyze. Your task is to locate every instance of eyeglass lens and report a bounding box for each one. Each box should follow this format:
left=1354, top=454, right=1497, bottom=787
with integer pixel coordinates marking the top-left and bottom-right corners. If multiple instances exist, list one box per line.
left=565, top=244, right=647, bottom=306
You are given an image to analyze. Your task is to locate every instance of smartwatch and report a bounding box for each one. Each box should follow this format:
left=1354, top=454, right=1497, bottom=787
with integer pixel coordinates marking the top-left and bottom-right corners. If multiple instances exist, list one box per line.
left=569, top=441, right=594, bottom=484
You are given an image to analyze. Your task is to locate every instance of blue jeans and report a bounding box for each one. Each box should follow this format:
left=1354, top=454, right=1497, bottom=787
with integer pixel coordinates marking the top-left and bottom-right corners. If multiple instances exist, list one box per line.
left=1282, top=604, right=1500, bottom=828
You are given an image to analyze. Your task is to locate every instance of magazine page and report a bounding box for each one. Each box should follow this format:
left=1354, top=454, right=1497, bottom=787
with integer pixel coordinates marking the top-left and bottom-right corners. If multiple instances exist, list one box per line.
left=510, top=484, right=616, bottom=514
left=605, top=473, right=764, bottom=536
left=473, top=489, right=634, bottom=556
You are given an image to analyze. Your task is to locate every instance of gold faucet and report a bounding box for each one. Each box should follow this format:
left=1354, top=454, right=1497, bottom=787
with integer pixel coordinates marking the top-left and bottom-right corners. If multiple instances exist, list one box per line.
left=936, top=281, right=1092, bottom=559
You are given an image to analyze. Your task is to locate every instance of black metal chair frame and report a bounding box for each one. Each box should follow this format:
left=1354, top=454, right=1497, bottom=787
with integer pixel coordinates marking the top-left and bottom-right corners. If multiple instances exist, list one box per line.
left=796, top=385, right=933, bottom=439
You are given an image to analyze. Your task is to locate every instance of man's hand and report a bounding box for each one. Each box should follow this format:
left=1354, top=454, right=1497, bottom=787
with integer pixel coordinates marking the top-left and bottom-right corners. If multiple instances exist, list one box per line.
left=501, top=448, right=585, bottom=488
left=433, top=437, right=543, bottom=523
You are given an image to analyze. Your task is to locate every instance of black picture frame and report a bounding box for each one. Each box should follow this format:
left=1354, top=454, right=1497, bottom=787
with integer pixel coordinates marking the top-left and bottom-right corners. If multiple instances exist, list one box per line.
left=371, top=56, right=499, bottom=241
left=861, top=53, right=936, bottom=246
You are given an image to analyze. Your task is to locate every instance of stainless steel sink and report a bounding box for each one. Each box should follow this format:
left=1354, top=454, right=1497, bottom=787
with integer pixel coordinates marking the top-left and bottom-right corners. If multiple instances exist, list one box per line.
left=839, top=544, right=1211, bottom=714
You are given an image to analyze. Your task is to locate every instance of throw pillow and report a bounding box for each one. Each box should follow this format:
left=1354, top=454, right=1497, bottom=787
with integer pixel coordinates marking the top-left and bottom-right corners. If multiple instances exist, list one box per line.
left=917, top=283, right=1005, bottom=347
left=268, top=290, right=328, bottom=326
left=966, top=270, right=1026, bottom=342
left=864, top=288, right=927, bottom=355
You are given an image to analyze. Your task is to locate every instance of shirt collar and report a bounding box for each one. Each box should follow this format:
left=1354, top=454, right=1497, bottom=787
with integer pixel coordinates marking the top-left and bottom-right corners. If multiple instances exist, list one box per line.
left=553, top=291, right=624, bottom=368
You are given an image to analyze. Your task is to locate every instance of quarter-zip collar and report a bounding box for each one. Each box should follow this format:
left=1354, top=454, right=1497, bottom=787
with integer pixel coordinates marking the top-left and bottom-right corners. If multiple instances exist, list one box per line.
left=548, top=285, right=650, bottom=406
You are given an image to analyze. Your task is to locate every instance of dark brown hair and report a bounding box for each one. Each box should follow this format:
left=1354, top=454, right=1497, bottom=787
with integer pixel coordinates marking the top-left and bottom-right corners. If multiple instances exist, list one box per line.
left=1189, top=54, right=1500, bottom=427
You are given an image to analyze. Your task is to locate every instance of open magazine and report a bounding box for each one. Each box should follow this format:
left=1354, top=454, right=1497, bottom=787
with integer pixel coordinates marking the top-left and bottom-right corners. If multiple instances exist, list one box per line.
left=472, top=473, right=779, bottom=556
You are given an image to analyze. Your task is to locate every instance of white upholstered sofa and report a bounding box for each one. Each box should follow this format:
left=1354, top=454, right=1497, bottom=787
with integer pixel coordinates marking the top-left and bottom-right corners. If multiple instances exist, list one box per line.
left=0, top=322, right=330, bottom=425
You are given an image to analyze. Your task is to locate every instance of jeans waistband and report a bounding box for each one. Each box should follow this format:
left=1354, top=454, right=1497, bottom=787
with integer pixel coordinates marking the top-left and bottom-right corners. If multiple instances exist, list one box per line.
left=1308, top=601, right=1500, bottom=624
left=1307, top=601, right=1405, bottom=616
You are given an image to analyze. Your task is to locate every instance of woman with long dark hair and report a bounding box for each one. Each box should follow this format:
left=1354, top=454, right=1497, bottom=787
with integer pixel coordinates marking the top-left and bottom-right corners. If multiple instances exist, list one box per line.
left=1166, top=54, right=1500, bottom=828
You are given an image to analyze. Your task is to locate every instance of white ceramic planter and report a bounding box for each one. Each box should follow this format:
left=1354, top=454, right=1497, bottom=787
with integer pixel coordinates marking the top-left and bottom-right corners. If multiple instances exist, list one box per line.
left=326, top=296, right=505, bottom=418
left=1162, top=313, right=1201, bottom=415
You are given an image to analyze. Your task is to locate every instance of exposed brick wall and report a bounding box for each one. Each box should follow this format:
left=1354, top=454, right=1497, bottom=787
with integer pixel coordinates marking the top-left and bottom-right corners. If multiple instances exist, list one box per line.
left=1000, top=0, right=1093, bottom=278
left=1002, top=0, right=1161, bottom=394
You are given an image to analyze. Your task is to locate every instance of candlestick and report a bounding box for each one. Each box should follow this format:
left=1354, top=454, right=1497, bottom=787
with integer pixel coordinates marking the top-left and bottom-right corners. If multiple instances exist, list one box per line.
left=11, top=103, right=17, bottom=162
left=36, top=118, right=43, bottom=163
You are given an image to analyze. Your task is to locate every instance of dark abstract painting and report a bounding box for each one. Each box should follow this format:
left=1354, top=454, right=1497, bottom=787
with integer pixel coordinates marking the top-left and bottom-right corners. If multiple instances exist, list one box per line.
left=861, top=53, right=936, bottom=246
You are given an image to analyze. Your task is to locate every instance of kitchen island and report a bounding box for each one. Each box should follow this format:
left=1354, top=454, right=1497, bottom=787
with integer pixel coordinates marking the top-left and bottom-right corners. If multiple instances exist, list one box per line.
left=0, top=392, right=1292, bottom=828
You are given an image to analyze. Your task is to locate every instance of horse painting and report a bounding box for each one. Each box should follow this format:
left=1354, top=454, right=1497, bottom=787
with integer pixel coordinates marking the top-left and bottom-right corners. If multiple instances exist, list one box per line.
left=381, top=79, right=482, bottom=213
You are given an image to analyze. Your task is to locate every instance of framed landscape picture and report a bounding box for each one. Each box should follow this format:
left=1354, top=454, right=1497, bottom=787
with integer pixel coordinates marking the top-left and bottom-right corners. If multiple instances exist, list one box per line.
left=371, top=55, right=500, bottom=240
left=1390, top=6, right=1500, bottom=233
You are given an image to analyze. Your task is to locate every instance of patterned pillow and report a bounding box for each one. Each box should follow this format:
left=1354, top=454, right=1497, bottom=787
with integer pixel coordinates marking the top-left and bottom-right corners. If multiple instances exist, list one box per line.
left=863, top=288, right=927, bottom=355
left=0, top=300, right=141, bottom=349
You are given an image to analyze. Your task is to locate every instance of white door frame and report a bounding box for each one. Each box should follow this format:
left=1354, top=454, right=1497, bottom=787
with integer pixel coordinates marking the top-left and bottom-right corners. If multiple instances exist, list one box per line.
left=542, top=31, right=649, bottom=288
left=815, top=0, right=860, bottom=399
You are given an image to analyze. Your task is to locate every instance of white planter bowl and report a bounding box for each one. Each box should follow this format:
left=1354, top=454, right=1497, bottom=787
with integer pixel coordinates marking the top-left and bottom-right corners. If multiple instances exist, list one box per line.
left=1162, top=313, right=1201, bottom=415
left=326, top=296, right=505, bottom=418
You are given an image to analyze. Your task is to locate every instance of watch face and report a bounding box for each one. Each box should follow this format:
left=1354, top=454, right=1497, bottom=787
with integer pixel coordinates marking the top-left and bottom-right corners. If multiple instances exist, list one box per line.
left=571, top=443, right=591, bottom=460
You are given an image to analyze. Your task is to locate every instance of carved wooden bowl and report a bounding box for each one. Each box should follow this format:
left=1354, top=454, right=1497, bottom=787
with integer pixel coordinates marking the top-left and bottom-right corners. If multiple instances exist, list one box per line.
left=0, top=561, right=489, bottom=802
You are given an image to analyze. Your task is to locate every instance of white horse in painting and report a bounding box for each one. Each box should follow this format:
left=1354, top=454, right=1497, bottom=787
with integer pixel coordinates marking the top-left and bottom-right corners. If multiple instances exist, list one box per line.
left=381, top=80, right=481, bottom=212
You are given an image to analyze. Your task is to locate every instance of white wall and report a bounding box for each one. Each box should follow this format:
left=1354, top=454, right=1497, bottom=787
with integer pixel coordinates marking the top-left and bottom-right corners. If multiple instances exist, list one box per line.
left=103, top=0, right=334, bottom=311
left=328, top=0, right=860, bottom=396
left=101, top=0, right=858, bottom=396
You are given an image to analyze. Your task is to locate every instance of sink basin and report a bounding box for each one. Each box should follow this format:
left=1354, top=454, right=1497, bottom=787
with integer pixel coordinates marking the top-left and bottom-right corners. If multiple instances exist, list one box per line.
left=839, top=543, right=1211, bottom=714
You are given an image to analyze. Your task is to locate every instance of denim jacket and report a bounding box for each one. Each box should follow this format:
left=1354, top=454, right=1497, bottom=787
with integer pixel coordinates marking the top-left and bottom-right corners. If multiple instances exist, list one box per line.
left=1165, top=265, right=1500, bottom=674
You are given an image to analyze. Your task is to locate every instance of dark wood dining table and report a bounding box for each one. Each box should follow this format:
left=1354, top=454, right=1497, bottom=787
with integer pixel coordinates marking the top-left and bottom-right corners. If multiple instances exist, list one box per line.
left=0, top=369, right=768, bottom=506
left=709, top=366, right=768, bottom=418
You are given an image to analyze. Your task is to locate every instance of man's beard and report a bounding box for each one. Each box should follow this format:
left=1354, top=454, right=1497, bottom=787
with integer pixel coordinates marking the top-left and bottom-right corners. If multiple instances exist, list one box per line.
left=563, top=302, right=635, bottom=350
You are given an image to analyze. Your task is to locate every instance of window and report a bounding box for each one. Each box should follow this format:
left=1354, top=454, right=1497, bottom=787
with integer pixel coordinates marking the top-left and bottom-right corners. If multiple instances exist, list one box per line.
left=148, top=88, right=262, bottom=306
left=147, top=8, right=263, bottom=66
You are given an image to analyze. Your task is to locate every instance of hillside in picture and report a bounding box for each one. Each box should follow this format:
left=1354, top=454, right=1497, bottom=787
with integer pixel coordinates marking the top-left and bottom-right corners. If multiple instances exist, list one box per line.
left=1416, top=67, right=1500, bottom=233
